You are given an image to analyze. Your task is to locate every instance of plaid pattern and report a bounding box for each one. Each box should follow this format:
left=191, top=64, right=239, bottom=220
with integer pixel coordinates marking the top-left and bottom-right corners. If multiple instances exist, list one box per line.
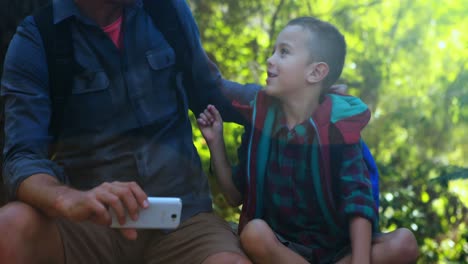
left=263, top=111, right=324, bottom=247
left=232, top=92, right=378, bottom=262
left=262, top=112, right=376, bottom=262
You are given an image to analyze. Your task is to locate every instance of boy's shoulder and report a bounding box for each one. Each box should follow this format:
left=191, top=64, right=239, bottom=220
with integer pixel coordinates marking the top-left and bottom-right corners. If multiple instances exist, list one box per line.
left=325, top=93, right=369, bottom=120
left=318, top=93, right=371, bottom=144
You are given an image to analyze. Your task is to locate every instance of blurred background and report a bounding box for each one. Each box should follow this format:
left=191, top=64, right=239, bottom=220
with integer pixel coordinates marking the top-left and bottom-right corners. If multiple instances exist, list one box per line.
left=1, top=0, right=467, bottom=263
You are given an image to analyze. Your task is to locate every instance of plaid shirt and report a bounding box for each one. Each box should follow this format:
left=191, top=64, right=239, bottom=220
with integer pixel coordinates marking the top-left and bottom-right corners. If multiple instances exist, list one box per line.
left=233, top=92, right=377, bottom=262
left=264, top=113, right=374, bottom=261
left=263, top=112, right=323, bottom=247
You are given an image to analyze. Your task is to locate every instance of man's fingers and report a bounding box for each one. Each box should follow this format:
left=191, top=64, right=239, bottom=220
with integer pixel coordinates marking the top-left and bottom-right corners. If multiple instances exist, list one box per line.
left=330, top=84, right=348, bottom=93
left=96, top=190, right=126, bottom=225
left=88, top=199, right=111, bottom=225
left=93, top=181, right=148, bottom=225
left=114, top=181, right=148, bottom=209
left=104, top=183, right=139, bottom=221
left=120, top=228, right=138, bottom=241
left=116, top=188, right=139, bottom=221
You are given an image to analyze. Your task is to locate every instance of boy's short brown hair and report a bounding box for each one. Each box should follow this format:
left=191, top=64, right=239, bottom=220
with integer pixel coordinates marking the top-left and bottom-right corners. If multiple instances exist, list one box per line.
left=287, top=17, right=346, bottom=89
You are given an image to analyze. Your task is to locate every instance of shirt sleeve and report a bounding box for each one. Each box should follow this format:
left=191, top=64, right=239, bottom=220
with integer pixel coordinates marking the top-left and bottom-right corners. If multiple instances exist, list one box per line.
left=1, top=16, right=66, bottom=200
left=172, top=0, right=261, bottom=126
left=339, top=143, right=378, bottom=229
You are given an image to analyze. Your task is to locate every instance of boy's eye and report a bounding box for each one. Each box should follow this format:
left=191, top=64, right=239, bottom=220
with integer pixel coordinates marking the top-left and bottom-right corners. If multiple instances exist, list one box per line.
left=280, top=48, right=289, bottom=55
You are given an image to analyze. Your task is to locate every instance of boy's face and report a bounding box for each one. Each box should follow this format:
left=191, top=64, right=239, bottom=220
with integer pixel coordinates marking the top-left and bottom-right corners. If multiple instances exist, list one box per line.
left=265, top=25, right=316, bottom=98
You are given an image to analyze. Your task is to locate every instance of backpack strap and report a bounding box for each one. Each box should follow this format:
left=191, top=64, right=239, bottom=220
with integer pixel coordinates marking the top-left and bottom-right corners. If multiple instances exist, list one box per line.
left=328, top=123, right=345, bottom=205
left=142, top=0, right=189, bottom=73
left=33, top=3, right=74, bottom=139
left=361, top=140, right=380, bottom=209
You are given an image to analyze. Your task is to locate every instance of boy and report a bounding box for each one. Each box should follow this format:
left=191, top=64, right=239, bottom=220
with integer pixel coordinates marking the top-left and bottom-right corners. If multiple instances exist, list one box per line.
left=197, top=17, right=419, bottom=263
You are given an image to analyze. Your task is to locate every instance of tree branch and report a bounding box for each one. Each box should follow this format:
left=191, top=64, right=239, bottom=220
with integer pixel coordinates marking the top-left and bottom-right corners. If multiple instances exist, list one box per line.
left=268, top=0, right=286, bottom=46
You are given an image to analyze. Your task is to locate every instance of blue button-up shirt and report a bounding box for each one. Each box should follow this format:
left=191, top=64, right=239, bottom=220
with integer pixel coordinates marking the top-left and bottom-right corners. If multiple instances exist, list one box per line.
left=1, top=0, right=259, bottom=221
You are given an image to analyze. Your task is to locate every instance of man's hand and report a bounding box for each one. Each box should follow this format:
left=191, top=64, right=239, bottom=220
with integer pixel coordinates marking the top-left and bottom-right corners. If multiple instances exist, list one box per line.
left=330, top=84, right=348, bottom=94
left=54, top=181, right=148, bottom=240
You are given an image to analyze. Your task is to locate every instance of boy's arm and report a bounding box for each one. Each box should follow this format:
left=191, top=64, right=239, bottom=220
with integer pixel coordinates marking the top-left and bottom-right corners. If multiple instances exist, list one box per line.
left=197, top=106, right=243, bottom=206
left=339, top=143, right=378, bottom=263
left=349, top=217, right=372, bottom=264
left=207, top=137, right=243, bottom=207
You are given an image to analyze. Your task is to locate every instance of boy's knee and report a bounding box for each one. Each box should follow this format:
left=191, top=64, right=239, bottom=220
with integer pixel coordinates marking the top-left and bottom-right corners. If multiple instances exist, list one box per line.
left=240, top=219, right=277, bottom=256
left=240, top=219, right=269, bottom=244
left=393, top=228, right=419, bottom=263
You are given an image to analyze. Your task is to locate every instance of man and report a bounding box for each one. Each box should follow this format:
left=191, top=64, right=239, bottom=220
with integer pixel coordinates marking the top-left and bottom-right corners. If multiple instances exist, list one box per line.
left=0, top=0, right=258, bottom=263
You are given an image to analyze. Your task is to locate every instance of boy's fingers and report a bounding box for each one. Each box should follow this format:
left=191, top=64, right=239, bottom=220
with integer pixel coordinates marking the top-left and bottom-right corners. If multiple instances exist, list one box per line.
left=212, top=107, right=221, bottom=119
left=209, top=105, right=222, bottom=121
left=203, top=109, right=214, bottom=122
left=199, top=113, right=210, bottom=123
left=196, top=118, right=206, bottom=126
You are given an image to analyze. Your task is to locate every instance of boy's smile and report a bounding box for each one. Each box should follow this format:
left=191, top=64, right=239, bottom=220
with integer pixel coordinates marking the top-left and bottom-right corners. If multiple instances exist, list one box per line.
left=266, top=71, right=278, bottom=85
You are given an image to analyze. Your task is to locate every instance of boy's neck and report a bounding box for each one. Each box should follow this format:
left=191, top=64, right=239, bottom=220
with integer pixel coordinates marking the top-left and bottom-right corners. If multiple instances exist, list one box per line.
left=279, top=88, right=321, bottom=130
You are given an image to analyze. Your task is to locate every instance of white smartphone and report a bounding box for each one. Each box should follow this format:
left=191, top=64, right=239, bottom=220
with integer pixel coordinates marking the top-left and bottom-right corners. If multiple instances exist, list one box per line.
left=110, top=197, right=182, bottom=229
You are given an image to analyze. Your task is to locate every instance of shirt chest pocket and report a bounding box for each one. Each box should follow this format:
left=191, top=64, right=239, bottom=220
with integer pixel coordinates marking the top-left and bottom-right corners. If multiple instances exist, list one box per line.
left=147, top=47, right=176, bottom=71
left=63, top=70, right=114, bottom=135
left=137, top=47, right=179, bottom=125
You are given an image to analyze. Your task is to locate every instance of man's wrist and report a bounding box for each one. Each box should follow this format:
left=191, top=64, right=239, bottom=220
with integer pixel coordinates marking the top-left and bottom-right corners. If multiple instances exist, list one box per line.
left=16, top=173, right=71, bottom=217
left=51, top=185, right=76, bottom=217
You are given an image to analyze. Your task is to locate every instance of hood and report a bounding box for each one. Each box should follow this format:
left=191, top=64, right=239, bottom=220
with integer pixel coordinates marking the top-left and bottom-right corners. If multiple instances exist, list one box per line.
left=313, top=93, right=370, bottom=144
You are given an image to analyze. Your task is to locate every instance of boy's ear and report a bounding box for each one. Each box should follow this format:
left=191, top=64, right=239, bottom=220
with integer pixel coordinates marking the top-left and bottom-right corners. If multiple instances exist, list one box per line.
left=307, top=62, right=329, bottom=84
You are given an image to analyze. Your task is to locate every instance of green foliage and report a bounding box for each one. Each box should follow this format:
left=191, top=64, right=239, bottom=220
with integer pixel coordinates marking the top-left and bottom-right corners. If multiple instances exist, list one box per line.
left=189, top=0, right=468, bottom=262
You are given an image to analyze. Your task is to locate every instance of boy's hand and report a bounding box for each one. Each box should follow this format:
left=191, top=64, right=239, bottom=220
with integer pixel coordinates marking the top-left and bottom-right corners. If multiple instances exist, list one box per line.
left=197, top=105, right=224, bottom=145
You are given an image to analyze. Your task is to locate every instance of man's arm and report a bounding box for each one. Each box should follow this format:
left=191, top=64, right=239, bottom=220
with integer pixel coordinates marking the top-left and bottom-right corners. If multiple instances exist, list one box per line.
left=1, top=16, right=62, bottom=200
left=204, top=54, right=260, bottom=106
left=169, top=0, right=260, bottom=125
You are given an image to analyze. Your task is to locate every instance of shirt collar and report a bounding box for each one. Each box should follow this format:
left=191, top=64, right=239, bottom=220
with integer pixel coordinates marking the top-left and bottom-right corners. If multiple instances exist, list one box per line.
left=272, top=109, right=289, bottom=136
left=53, top=0, right=81, bottom=24
left=53, top=0, right=140, bottom=25
left=272, top=109, right=313, bottom=138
